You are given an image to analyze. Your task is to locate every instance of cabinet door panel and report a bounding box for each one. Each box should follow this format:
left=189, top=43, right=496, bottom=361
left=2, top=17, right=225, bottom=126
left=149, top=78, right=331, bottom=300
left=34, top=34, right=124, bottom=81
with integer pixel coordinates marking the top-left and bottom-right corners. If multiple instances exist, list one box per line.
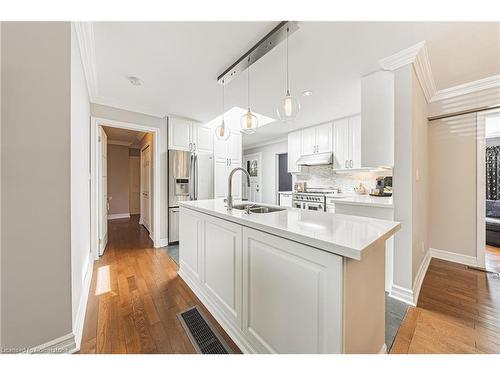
left=179, top=208, right=203, bottom=280
left=168, top=117, right=192, bottom=151
left=333, top=118, right=349, bottom=169
left=214, top=160, right=228, bottom=198
left=316, top=123, right=332, bottom=153
left=203, top=216, right=242, bottom=324
left=348, top=115, right=361, bottom=168
left=301, top=127, right=316, bottom=155
left=229, top=131, right=242, bottom=162
left=287, top=131, right=301, bottom=173
left=213, top=134, right=229, bottom=161
left=242, top=228, right=343, bottom=353
left=230, top=160, right=242, bottom=198
left=194, top=123, right=213, bottom=154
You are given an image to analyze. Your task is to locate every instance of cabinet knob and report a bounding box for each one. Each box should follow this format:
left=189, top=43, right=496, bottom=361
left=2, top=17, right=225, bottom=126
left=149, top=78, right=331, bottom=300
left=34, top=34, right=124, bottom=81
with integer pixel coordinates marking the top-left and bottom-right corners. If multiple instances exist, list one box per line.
left=350, top=160, right=353, bottom=168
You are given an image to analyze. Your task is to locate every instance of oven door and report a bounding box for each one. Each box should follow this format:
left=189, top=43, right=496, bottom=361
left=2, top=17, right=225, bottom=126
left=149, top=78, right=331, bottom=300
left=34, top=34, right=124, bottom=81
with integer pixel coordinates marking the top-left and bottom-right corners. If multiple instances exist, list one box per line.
left=305, top=202, right=324, bottom=211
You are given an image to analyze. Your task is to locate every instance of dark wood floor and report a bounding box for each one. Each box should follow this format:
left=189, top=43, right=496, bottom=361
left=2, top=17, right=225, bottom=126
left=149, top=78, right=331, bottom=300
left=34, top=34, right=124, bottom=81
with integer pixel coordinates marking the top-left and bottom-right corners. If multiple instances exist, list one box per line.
left=79, top=215, right=240, bottom=354
left=390, top=258, right=500, bottom=354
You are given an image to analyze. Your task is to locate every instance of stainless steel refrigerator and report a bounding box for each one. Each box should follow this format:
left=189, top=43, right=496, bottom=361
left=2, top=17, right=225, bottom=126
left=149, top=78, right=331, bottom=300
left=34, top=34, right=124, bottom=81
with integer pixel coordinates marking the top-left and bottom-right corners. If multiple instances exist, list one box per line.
left=168, top=150, right=214, bottom=243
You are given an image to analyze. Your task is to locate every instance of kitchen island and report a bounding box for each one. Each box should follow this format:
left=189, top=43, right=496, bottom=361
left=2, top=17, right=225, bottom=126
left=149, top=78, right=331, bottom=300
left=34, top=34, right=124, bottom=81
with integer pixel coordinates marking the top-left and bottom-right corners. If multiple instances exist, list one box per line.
left=178, top=199, right=400, bottom=354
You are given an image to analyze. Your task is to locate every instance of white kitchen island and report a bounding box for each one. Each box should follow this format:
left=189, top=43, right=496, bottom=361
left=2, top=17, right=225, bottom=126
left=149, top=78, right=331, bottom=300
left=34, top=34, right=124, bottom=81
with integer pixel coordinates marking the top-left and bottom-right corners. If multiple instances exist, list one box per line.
left=178, top=199, right=400, bottom=354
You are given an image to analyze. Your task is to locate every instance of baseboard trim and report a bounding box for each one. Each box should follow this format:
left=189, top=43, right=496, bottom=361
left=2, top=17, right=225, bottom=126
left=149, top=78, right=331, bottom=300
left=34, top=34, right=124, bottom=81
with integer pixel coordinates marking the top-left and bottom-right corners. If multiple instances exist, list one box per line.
left=379, top=343, right=388, bottom=354
left=412, top=249, right=431, bottom=305
left=158, top=238, right=169, bottom=247
left=26, top=333, right=77, bottom=354
left=430, top=247, right=478, bottom=267
left=73, top=256, right=94, bottom=351
left=389, top=284, right=415, bottom=306
left=108, top=213, right=130, bottom=220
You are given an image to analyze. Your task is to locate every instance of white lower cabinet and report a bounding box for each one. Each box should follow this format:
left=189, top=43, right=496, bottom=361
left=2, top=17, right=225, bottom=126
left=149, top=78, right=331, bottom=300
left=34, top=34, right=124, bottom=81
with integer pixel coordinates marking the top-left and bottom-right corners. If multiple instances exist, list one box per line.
left=179, top=207, right=343, bottom=353
left=202, top=215, right=242, bottom=327
left=242, top=228, right=342, bottom=353
left=179, top=208, right=203, bottom=281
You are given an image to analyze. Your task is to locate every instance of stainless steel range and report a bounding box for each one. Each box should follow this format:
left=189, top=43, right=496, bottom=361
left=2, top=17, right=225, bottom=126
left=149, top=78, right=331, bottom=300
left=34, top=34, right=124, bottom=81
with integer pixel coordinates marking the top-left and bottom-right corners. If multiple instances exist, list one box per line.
left=292, top=188, right=341, bottom=212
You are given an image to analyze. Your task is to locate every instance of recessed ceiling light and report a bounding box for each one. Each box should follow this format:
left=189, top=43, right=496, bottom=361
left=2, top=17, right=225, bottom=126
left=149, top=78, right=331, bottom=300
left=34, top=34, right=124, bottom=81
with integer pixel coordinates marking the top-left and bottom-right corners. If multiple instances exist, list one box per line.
left=127, top=76, right=142, bottom=86
left=302, top=90, right=313, bottom=97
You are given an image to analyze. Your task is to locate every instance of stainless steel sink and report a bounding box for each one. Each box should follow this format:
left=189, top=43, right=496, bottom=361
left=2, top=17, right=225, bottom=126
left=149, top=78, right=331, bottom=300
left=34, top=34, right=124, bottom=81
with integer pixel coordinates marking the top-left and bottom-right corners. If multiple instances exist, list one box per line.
left=231, top=203, right=285, bottom=213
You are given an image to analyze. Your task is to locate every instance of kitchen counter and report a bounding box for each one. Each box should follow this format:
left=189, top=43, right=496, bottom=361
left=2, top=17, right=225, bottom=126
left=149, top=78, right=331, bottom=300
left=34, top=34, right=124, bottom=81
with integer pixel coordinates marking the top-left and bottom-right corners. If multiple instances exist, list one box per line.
left=180, top=199, right=399, bottom=260
left=178, top=198, right=400, bottom=353
left=327, top=194, right=393, bottom=208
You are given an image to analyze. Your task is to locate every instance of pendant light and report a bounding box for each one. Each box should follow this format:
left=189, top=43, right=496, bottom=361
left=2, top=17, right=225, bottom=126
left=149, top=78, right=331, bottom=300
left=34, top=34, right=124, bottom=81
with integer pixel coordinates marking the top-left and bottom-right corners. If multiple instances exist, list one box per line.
left=240, top=56, right=258, bottom=134
left=215, top=79, right=230, bottom=141
left=276, top=26, right=300, bottom=122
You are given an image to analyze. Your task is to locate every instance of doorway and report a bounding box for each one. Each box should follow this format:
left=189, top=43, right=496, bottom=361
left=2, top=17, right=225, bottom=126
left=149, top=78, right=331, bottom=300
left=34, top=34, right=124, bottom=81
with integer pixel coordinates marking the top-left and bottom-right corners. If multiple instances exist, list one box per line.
left=479, top=108, right=500, bottom=273
left=243, top=152, right=262, bottom=202
left=91, top=117, right=161, bottom=259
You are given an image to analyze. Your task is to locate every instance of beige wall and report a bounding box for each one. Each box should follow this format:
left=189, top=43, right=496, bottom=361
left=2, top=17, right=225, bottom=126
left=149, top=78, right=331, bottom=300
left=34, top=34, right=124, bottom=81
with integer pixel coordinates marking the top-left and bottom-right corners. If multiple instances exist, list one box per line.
left=411, top=70, right=429, bottom=280
left=1, top=22, right=72, bottom=349
left=429, top=113, right=477, bottom=258
left=107, top=144, right=130, bottom=215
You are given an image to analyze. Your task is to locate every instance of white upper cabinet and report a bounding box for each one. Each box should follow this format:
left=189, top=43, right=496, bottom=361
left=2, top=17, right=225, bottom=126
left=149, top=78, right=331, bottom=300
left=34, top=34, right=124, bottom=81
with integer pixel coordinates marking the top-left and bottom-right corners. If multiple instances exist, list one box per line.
left=300, top=127, right=316, bottom=155
left=300, top=123, right=332, bottom=155
left=287, top=131, right=301, bottom=173
left=333, top=115, right=361, bottom=170
left=214, top=130, right=241, bottom=163
left=193, top=123, right=213, bottom=154
left=229, top=132, right=242, bottom=162
left=168, top=117, right=213, bottom=153
left=316, top=123, right=333, bottom=153
left=168, top=117, right=192, bottom=151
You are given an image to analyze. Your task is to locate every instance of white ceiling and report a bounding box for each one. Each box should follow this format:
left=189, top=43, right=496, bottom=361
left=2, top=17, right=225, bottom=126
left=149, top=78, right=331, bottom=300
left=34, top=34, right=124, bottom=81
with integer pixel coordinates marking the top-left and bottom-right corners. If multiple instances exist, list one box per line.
left=102, top=125, right=146, bottom=147
left=91, top=22, right=500, bottom=147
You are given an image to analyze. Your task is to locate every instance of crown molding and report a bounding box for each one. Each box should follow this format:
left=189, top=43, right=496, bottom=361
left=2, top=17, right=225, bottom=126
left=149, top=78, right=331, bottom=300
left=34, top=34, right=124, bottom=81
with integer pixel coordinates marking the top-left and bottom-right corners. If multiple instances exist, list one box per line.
left=74, top=22, right=98, bottom=101
left=107, top=140, right=134, bottom=147
left=243, top=135, right=288, bottom=150
left=379, top=41, right=436, bottom=102
left=430, top=74, right=500, bottom=103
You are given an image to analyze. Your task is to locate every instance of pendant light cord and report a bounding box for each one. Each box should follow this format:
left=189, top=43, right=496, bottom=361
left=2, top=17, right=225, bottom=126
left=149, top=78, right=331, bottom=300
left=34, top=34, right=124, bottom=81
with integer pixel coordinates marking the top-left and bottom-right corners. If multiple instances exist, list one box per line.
left=247, top=56, right=251, bottom=110
left=286, top=26, right=289, bottom=94
left=222, top=79, right=225, bottom=123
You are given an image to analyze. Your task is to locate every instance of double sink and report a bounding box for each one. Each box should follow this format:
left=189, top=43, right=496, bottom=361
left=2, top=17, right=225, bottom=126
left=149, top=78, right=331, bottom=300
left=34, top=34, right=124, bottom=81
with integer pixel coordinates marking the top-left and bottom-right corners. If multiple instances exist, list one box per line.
left=231, top=203, right=286, bottom=214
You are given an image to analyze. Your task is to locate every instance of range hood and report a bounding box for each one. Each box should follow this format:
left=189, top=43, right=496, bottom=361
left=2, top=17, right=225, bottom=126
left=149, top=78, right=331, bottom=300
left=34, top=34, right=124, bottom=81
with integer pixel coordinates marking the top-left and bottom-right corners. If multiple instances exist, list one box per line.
left=296, top=152, right=333, bottom=166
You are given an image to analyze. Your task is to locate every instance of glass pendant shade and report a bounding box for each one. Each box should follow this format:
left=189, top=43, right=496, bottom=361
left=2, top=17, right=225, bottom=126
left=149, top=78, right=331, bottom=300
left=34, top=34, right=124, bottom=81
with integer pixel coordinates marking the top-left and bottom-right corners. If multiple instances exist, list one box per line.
left=277, top=91, right=300, bottom=122
left=240, top=110, right=258, bottom=134
left=215, top=119, right=230, bottom=141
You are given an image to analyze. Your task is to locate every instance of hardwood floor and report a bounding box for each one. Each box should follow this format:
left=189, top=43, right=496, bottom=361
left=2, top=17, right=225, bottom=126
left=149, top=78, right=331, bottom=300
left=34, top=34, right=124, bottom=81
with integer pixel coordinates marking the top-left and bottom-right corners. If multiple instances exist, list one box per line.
left=390, top=258, right=500, bottom=354
left=79, top=215, right=241, bottom=354
left=486, top=245, right=500, bottom=274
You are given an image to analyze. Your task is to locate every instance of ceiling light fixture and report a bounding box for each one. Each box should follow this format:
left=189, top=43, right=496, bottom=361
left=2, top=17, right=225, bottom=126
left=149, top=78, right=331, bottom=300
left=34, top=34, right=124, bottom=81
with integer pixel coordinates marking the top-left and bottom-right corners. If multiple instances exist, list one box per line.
left=215, top=79, right=230, bottom=141
left=127, top=76, right=142, bottom=86
left=276, top=26, right=300, bottom=123
left=240, top=56, right=258, bottom=134
left=302, top=90, right=313, bottom=97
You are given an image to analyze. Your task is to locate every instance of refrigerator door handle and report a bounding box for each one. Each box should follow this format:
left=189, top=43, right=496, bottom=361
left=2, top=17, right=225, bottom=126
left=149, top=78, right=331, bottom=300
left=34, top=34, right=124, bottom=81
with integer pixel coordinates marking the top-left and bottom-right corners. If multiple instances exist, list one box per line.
left=189, top=154, right=194, bottom=200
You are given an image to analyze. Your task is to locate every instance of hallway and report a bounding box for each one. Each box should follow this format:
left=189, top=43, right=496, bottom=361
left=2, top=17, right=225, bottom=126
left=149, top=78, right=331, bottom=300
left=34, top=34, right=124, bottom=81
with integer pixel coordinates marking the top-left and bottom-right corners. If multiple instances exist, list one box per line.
left=79, top=216, right=240, bottom=353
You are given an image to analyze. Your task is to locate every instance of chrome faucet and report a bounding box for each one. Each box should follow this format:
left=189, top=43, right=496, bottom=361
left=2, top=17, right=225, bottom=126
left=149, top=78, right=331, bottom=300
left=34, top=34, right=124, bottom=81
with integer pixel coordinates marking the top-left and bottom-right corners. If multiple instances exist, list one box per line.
left=227, top=167, right=251, bottom=210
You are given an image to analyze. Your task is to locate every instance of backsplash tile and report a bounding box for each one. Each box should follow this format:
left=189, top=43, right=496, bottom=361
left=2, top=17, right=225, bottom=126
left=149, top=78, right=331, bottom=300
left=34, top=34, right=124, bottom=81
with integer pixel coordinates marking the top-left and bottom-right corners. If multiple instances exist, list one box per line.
left=293, top=165, right=392, bottom=194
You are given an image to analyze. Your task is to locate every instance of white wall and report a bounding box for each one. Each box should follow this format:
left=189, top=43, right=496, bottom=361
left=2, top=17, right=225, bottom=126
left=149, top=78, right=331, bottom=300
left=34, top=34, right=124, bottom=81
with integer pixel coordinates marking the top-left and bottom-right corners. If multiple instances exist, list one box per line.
left=70, top=23, right=92, bottom=347
left=1, top=22, right=73, bottom=349
left=90, top=104, right=168, bottom=244
left=0, top=21, right=3, bottom=348
left=244, top=140, right=288, bottom=205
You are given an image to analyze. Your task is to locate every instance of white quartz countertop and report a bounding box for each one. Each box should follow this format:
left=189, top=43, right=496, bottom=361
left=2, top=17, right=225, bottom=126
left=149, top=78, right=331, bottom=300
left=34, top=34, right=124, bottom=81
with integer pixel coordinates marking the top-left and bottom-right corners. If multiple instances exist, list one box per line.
left=326, top=194, right=393, bottom=208
left=180, top=199, right=400, bottom=260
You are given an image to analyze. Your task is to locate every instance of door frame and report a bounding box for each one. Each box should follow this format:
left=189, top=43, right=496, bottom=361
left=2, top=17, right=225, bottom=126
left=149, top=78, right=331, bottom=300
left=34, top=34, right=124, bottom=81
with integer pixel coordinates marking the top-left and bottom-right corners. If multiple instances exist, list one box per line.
left=90, top=116, right=161, bottom=260
left=140, top=144, right=152, bottom=233
left=243, top=152, right=262, bottom=202
left=476, top=108, right=500, bottom=269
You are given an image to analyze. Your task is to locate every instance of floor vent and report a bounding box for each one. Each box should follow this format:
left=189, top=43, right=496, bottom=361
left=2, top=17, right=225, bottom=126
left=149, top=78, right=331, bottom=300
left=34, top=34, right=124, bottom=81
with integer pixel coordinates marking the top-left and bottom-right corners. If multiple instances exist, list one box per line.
left=177, top=306, right=233, bottom=354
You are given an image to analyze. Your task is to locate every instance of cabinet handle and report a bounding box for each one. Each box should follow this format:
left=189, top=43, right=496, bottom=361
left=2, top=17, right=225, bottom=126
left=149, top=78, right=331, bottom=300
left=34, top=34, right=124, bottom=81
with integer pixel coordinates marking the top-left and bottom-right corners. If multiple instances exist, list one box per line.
left=350, top=160, right=353, bottom=168
left=345, top=160, right=348, bottom=168
left=193, top=143, right=196, bottom=151
left=189, top=142, right=192, bottom=151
